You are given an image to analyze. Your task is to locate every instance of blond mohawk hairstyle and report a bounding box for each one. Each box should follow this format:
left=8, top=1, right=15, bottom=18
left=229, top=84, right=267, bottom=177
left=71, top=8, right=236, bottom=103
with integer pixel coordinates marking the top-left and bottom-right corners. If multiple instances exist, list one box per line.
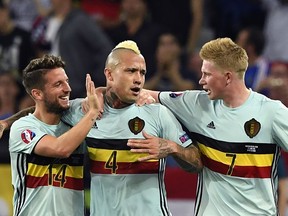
left=112, top=40, right=141, bottom=54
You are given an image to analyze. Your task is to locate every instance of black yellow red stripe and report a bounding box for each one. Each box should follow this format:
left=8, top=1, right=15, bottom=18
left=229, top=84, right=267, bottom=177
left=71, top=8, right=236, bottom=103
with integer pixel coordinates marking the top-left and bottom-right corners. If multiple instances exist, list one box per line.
left=25, top=153, right=84, bottom=190
left=191, top=132, right=276, bottom=178
left=90, top=160, right=159, bottom=174
left=86, top=138, right=159, bottom=174
left=191, top=132, right=276, bottom=154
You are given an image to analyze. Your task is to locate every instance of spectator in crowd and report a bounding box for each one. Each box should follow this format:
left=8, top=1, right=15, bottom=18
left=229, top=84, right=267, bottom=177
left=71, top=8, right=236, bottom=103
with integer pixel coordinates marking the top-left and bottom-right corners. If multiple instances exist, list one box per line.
left=31, top=0, right=113, bottom=98
left=0, top=71, right=21, bottom=164
left=8, top=0, right=51, bottom=31
left=256, top=61, right=288, bottom=101
left=0, top=0, right=35, bottom=78
left=0, top=72, right=20, bottom=120
left=186, top=51, right=204, bottom=90
left=236, top=26, right=270, bottom=90
left=262, top=0, right=288, bottom=62
left=144, top=32, right=196, bottom=91
left=147, top=0, right=203, bottom=53
left=105, top=0, right=163, bottom=80
left=80, top=0, right=121, bottom=29
left=208, top=0, right=266, bottom=40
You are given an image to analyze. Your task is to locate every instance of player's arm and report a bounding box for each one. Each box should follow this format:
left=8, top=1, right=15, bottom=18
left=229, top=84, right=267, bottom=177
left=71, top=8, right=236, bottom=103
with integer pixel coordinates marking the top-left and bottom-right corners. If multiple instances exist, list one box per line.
left=33, top=74, right=100, bottom=158
left=172, top=144, right=203, bottom=173
left=127, top=131, right=203, bottom=172
left=0, top=106, right=35, bottom=139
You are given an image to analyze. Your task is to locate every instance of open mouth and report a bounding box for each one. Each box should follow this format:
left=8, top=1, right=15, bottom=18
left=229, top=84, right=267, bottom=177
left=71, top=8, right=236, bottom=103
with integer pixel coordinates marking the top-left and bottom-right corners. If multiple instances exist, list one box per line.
left=59, top=96, right=69, bottom=102
left=131, top=87, right=141, bottom=94
left=203, top=88, right=211, bottom=95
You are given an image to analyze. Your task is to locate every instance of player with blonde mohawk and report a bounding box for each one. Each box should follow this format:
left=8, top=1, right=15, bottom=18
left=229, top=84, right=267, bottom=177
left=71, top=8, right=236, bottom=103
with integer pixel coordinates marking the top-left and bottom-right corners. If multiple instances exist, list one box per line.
left=62, top=40, right=203, bottom=215
left=112, top=40, right=141, bottom=54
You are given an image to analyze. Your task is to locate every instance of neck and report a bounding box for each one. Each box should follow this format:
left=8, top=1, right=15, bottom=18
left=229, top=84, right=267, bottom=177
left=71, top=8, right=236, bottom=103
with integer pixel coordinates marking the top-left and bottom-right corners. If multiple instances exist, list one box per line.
left=222, top=83, right=251, bottom=108
left=33, top=107, right=62, bottom=125
left=104, top=92, right=131, bottom=109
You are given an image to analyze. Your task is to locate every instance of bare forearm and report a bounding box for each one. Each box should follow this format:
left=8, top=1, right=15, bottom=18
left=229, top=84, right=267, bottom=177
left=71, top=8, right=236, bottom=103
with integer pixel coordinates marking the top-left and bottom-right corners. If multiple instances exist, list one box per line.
left=172, top=144, right=203, bottom=172
left=56, top=112, right=98, bottom=154
left=38, top=109, right=99, bottom=158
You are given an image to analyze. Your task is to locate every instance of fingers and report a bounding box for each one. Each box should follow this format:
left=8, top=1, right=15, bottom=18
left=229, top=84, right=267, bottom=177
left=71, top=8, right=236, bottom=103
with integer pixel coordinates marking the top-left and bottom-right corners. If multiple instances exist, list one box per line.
left=137, top=155, right=155, bottom=162
left=97, top=110, right=103, bottom=120
left=86, top=74, right=93, bottom=95
left=127, top=139, right=149, bottom=148
left=130, top=148, right=148, bottom=153
left=86, top=74, right=91, bottom=93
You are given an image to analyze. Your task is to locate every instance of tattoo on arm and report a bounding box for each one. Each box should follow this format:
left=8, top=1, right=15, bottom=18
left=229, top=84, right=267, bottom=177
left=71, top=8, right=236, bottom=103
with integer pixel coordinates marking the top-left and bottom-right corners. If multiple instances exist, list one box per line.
left=159, top=139, right=172, bottom=158
left=174, top=145, right=203, bottom=173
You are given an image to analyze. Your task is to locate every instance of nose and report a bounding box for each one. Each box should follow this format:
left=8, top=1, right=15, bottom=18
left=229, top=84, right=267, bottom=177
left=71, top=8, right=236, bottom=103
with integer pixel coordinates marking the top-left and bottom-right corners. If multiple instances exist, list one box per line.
left=64, top=82, right=72, bottom=92
left=133, top=72, right=143, bottom=84
left=198, top=75, right=204, bottom=85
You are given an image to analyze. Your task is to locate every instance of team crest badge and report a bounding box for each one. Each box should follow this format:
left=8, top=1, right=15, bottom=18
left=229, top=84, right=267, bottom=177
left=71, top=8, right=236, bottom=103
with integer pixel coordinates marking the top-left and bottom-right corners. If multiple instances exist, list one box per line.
left=244, top=118, right=261, bottom=138
left=21, top=129, right=36, bottom=144
left=128, top=117, right=145, bottom=135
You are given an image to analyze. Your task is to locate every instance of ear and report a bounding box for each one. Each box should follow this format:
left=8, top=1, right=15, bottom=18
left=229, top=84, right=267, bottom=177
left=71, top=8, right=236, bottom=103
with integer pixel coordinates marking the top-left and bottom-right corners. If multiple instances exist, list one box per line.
left=104, top=68, right=113, bottom=81
left=31, top=89, right=43, bottom=100
left=225, top=71, right=233, bottom=85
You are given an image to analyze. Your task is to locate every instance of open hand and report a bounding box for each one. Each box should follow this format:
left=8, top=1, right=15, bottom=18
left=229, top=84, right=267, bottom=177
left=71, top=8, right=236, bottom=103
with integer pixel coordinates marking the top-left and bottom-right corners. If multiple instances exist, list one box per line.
left=127, top=131, right=173, bottom=161
left=85, top=74, right=101, bottom=117
left=82, top=86, right=104, bottom=119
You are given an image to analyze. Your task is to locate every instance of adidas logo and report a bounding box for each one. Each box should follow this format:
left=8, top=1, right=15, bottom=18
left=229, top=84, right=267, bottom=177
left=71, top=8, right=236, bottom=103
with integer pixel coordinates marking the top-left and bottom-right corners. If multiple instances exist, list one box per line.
left=207, top=121, right=215, bottom=129
left=92, top=122, right=98, bottom=129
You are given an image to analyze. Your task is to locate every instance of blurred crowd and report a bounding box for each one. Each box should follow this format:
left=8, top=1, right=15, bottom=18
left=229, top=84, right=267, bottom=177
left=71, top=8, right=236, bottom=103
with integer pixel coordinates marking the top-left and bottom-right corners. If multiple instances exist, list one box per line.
left=0, top=0, right=288, bottom=215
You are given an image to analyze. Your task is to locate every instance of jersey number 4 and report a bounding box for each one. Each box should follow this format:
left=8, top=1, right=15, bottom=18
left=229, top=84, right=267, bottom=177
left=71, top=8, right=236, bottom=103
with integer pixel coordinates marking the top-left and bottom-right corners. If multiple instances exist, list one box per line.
left=105, top=151, right=118, bottom=174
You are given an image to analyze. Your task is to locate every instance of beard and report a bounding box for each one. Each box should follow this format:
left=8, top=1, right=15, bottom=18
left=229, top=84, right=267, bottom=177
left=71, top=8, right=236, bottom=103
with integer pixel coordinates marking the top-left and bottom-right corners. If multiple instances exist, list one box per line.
left=43, top=97, right=69, bottom=114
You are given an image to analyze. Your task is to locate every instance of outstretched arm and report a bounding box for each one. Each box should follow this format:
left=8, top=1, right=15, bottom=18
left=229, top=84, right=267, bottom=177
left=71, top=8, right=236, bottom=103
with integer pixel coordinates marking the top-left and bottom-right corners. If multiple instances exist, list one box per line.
left=127, top=131, right=203, bottom=172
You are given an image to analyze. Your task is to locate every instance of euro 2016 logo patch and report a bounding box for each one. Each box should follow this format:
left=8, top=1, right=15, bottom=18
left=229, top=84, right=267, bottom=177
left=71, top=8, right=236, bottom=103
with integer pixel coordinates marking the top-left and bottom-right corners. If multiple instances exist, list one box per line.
left=169, top=92, right=183, bottom=98
left=244, top=118, right=261, bottom=138
left=128, top=117, right=145, bottom=135
left=21, top=129, right=36, bottom=144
